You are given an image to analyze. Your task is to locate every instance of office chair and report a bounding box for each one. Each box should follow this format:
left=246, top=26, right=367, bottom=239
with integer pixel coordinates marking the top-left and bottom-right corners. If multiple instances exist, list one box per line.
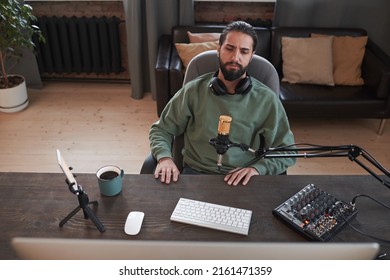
left=140, top=50, right=280, bottom=174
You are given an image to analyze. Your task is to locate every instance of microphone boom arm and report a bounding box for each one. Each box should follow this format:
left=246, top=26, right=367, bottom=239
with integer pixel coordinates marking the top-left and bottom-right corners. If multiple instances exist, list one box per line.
left=218, top=135, right=390, bottom=189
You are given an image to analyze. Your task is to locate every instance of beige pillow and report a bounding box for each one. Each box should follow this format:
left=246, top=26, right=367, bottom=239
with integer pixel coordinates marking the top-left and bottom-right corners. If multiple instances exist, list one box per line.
left=175, top=41, right=219, bottom=68
left=312, top=34, right=368, bottom=85
left=187, top=31, right=221, bottom=43
left=281, top=36, right=335, bottom=86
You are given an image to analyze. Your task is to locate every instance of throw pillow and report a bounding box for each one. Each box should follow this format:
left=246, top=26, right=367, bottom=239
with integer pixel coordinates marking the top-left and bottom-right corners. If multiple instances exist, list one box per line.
left=175, top=41, right=219, bottom=68
left=312, top=34, right=368, bottom=85
left=187, top=31, right=221, bottom=43
left=281, top=36, right=335, bottom=86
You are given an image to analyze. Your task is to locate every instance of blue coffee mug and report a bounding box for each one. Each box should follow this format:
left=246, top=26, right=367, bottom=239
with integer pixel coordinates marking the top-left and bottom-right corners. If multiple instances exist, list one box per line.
left=96, top=165, right=124, bottom=196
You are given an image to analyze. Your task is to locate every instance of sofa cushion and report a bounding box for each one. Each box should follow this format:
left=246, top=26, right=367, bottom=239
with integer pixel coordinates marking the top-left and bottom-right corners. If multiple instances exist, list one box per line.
left=327, top=35, right=368, bottom=86
left=270, top=27, right=368, bottom=77
left=172, top=25, right=271, bottom=59
left=187, top=31, right=221, bottom=43
left=279, top=82, right=386, bottom=118
left=281, top=36, right=335, bottom=86
left=312, top=34, right=368, bottom=86
left=174, top=41, right=219, bottom=68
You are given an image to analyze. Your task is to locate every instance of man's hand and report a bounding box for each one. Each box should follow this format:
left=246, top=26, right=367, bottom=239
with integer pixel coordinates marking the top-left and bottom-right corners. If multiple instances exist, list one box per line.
left=224, top=167, right=259, bottom=186
left=154, top=157, right=180, bottom=184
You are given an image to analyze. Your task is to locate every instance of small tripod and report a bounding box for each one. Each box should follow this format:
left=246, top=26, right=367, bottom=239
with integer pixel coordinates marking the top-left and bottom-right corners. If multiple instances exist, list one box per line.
left=59, top=179, right=106, bottom=233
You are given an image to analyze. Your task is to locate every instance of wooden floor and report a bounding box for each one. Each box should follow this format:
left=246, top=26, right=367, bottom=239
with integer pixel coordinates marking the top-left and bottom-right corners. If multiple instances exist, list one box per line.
left=0, top=81, right=389, bottom=176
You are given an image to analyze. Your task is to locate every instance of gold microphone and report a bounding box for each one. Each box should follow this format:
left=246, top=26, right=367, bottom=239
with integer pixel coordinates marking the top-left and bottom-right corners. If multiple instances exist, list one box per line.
left=215, top=115, right=232, bottom=170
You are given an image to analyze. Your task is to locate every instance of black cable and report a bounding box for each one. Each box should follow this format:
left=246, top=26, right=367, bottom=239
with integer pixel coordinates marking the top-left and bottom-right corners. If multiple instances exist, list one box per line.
left=351, top=194, right=390, bottom=210
left=336, top=195, right=390, bottom=243
left=346, top=221, right=390, bottom=244
left=337, top=209, right=390, bottom=244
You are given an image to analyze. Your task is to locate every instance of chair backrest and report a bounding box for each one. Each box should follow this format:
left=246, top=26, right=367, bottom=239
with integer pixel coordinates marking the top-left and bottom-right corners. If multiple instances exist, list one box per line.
left=183, top=50, right=280, bottom=94
left=172, top=50, right=280, bottom=170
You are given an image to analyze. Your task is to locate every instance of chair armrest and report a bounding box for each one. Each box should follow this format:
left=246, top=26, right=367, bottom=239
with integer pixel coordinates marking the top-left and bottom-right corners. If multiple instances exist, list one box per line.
left=155, top=35, right=173, bottom=116
left=362, top=43, right=390, bottom=99
left=140, top=135, right=184, bottom=174
left=140, top=153, right=157, bottom=174
left=169, top=47, right=185, bottom=96
left=172, top=134, right=184, bottom=173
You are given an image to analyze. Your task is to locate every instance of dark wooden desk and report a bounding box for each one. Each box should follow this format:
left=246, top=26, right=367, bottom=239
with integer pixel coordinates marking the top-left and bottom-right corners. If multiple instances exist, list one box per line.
left=1, top=173, right=389, bottom=259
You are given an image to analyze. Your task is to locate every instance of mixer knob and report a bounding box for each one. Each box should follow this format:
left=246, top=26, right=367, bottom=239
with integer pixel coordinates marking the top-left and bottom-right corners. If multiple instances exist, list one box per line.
left=324, top=201, right=329, bottom=208
left=327, top=207, right=335, bottom=215
left=299, top=208, right=308, bottom=219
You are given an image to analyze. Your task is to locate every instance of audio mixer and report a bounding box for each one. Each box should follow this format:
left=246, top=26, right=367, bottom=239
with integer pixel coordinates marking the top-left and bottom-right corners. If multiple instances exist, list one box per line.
left=273, top=184, right=358, bottom=241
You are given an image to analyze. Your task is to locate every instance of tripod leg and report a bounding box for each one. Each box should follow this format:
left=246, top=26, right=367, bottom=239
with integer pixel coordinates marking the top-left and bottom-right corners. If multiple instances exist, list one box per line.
left=61, top=189, right=105, bottom=232
left=89, top=200, right=98, bottom=207
left=81, top=201, right=98, bottom=219
left=83, top=206, right=106, bottom=233
left=59, top=206, right=81, bottom=227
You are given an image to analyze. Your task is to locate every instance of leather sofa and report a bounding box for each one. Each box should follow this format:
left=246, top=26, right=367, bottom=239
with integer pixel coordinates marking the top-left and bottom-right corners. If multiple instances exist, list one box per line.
left=154, top=25, right=390, bottom=134
left=271, top=27, right=390, bottom=134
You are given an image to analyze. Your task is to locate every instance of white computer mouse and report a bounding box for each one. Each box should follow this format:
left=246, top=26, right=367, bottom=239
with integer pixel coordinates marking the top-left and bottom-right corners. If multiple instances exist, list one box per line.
left=124, top=211, right=144, bottom=235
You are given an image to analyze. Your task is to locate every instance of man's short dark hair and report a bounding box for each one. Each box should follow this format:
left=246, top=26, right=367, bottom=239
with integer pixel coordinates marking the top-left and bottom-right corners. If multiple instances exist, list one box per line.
left=219, top=21, right=258, bottom=52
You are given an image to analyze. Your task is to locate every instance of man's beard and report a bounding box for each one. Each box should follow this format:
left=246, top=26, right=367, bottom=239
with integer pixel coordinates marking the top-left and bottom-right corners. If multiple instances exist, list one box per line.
left=219, top=61, right=247, bottom=81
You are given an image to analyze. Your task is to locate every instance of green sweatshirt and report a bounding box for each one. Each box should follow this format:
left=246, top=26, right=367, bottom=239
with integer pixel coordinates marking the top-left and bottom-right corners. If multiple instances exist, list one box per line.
left=149, top=72, right=296, bottom=175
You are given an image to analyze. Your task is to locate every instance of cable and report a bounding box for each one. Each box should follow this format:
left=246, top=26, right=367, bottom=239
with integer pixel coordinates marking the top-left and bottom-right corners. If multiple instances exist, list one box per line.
left=336, top=194, right=390, bottom=243
left=351, top=194, right=390, bottom=211
left=336, top=208, right=390, bottom=244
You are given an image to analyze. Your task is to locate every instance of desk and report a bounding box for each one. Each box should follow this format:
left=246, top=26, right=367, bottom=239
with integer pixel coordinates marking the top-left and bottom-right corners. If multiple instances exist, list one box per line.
left=0, top=173, right=389, bottom=259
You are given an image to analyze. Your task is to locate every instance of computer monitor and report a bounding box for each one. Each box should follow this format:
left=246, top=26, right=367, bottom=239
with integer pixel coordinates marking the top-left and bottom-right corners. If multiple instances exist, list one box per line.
left=11, top=237, right=380, bottom=260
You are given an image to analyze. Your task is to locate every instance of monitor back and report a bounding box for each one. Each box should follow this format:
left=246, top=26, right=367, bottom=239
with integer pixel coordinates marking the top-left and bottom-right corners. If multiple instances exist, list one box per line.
left=11, top=237, right=380, bottom=260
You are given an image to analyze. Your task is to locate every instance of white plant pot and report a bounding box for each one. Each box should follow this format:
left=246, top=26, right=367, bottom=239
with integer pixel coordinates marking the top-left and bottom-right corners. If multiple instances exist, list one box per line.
left=0, top=75, right=29, bottom=113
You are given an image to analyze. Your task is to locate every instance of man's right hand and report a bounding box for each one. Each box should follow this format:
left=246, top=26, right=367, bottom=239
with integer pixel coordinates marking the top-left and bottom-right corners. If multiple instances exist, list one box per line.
left=154, top=157, right=180, bottom=184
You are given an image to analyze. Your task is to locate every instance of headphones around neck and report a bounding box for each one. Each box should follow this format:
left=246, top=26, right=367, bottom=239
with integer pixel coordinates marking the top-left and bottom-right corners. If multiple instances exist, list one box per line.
left=209, top=71, right=252, bottom=96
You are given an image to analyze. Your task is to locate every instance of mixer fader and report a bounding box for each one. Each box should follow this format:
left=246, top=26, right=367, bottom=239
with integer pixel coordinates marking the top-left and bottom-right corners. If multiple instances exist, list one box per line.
left=273, top=184, right=358, bottom=241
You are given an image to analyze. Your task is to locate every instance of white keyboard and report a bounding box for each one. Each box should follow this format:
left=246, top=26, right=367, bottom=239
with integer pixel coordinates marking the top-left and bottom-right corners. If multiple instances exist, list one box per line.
left=170, top=198, right=252, bottom=235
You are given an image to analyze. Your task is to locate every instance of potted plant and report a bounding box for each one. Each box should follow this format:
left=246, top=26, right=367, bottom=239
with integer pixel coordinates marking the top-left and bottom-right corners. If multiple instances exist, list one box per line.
left=0, top=0, right=45, bottom=113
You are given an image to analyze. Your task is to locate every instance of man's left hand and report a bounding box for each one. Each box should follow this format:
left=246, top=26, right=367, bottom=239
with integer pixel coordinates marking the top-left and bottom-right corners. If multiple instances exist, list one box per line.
left=224, top=167, right=259, bottom=186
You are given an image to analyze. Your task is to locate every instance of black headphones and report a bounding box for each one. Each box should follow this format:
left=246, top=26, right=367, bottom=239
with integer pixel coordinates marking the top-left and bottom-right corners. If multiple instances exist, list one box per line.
left=209, top=71, right=252, bottom=96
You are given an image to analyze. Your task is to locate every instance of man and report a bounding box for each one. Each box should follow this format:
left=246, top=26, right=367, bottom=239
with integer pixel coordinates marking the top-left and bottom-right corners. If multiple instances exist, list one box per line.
left=149, top=21, right=296, bottom=186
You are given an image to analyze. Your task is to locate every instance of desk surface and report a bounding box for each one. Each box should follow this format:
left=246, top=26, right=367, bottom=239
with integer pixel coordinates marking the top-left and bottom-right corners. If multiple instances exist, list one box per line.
left=0, top=173, right=389, bottom=259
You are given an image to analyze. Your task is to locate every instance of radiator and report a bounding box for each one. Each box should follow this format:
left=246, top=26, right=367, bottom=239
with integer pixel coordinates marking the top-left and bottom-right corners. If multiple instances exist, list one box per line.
left=35, top=16, right=123, bottom=75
